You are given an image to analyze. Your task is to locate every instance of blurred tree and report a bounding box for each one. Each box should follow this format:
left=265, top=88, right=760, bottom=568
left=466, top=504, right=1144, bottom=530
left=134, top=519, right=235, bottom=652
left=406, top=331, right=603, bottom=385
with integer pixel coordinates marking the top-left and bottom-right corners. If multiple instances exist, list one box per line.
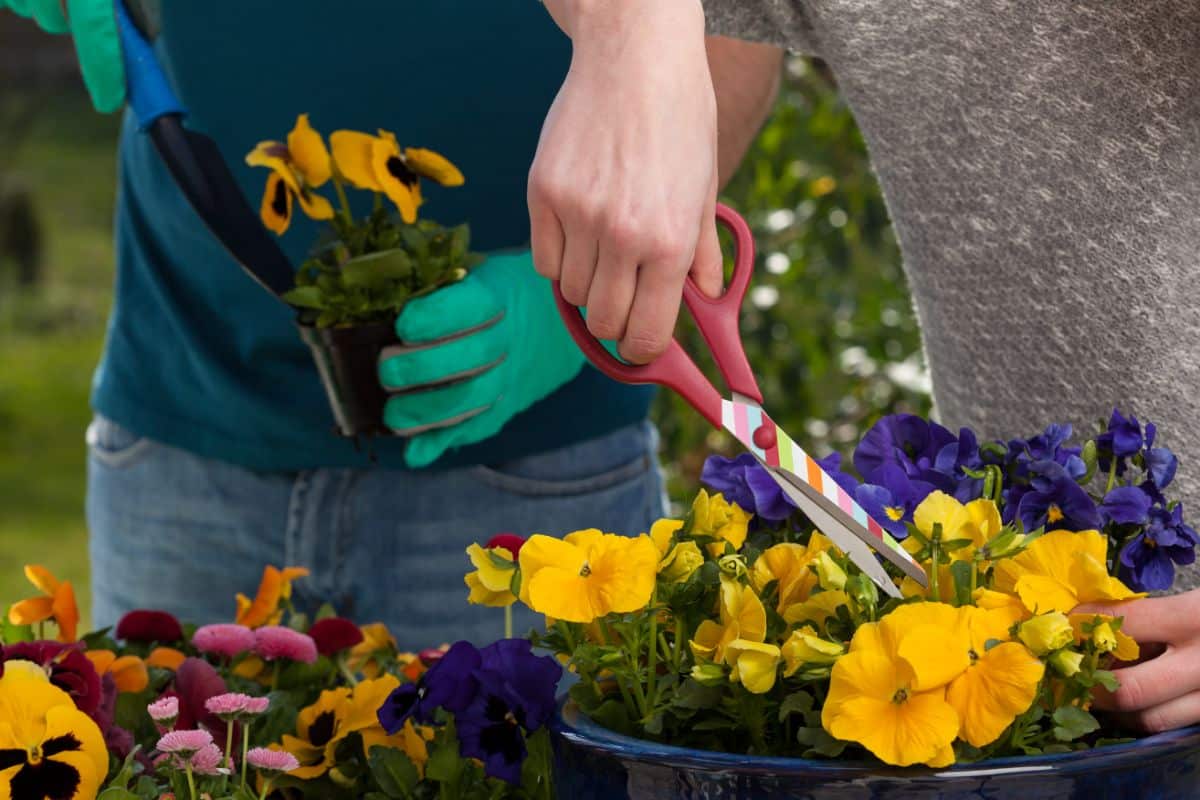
left=655, top=57, right=932, bottom=499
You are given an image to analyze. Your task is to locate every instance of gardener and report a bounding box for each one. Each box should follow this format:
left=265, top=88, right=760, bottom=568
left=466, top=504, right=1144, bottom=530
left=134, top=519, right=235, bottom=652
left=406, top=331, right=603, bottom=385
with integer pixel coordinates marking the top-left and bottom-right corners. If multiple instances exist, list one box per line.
left=2, top=1, right=782, bottom=647
left=529, top=0, right=1200, bottom=732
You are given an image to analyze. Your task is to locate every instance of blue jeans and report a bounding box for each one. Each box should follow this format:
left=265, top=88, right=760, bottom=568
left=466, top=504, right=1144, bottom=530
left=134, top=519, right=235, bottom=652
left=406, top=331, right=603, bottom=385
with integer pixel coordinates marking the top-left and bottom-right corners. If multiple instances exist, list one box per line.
left=86, top=416, right=666, bottom=650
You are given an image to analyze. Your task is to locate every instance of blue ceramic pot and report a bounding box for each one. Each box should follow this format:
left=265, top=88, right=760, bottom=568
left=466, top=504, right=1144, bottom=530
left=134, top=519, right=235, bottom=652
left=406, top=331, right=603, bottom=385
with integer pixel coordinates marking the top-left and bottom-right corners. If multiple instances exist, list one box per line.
left=552, top=701, right=1200, bottom=799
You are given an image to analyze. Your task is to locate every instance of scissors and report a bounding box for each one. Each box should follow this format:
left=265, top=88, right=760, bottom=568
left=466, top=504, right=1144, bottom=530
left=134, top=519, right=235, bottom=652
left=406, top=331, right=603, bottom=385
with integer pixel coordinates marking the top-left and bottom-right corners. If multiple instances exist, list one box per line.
left=552, top=204, right=926, bottom=598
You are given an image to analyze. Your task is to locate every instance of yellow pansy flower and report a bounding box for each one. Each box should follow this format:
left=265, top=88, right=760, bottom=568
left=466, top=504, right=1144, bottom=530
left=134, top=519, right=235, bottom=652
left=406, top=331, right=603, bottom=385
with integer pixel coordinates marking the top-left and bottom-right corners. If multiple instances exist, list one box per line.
left=7, top=565, right=79, bottom=642
left=245, top=113, right=334, bottom=234
left=281, top=675, right=400, bottom=780
left=877, top=602, right=1044, bottom=749
left=235, top=565, right=311, bottom=628
left=330, top=128, right=464, bottom=223
left=783, top=589, right=850, bottom=634
left=993, top=530, right=1143, bottom=614
left=360, top=719, right=435, bottom=777
left=822, top=604, right=963, bottom=767
left=649, top=518, right=684, bottom=556
left=348, top=622, right=397, bottom=679
left=725, top=639, right=782, bottom=694
left=691, top=490, right=753, bottom=557
left=690, top=577, right=766, bottom=664
left=750, top=533, right=833, bottom=611
left=782, top=625, right=845, bottom=675
left=465, top=543, right=517, bottom=608
left=85, top=649, right=150, bottom=694
left=1017, top=612, right=1074, bottom=655
left=0, top=660, right=108, bottom=800
left=814, top=552, right=847, bottom=591
left=1068, top=613, right=1140, bottom=661
left=518, top=530, right=658, bottom=623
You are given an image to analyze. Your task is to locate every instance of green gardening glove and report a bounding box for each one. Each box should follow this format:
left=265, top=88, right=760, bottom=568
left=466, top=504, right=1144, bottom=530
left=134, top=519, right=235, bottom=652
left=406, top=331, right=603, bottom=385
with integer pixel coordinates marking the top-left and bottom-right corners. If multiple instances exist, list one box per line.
left=379, top=250, right=586, bottom=468
left=3, top=0, right=124, bottom=112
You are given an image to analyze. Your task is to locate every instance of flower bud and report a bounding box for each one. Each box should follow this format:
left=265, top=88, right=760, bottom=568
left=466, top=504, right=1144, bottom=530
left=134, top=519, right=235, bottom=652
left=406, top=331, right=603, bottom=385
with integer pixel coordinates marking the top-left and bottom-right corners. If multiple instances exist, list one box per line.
left=1092, top=621, right=1118, bottom=653
left=690, top=662, right=727, bottom=687
left=659, top=541, right=704, bottom=583
left=782, top=626, right=844, bottom=676
left=983, top=529, right=1027, bottom=560
left=1018, top=612, right=1073, bottom=655
left=1050, top=649, right=1085, bottom=677
left=814, top=552, right=847, bottom=591
left=718, top=553, right=748, bottom=579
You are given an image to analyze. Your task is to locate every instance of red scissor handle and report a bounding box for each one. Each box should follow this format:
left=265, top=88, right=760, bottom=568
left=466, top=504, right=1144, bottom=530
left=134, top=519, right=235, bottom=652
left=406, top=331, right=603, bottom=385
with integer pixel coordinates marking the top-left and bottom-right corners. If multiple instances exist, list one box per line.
left=552, top=203, right=762, bottom=429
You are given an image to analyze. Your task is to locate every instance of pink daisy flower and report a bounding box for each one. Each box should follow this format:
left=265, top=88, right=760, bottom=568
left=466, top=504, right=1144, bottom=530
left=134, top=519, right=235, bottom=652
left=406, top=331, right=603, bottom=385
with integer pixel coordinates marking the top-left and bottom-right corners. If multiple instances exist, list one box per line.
left=246, top=747, right=300, bottom=775
left=242, top=696, right=270, bottom=715
left=156, top=729, right=213, bottom=758
left=190, top=742, right=228, bottom=776
left=148, top=695, right=180, bottom=725
left=204, top=692, right=250, bottom=720
left=192, top=624, right=255, bottom=659
left=254, top=625, right=318, bottom=664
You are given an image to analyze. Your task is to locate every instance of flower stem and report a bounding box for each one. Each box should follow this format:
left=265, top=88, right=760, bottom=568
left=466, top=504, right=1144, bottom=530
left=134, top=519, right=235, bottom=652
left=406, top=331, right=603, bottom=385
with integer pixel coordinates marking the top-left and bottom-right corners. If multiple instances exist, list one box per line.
left=1105, top=456, right=1118, bottom=495
left=504, top=605, right=513, bottom=640
left=241, top=720, right=252, bottom=788
left=336, top=654, right=360, bottom=687
left=223, top=721, right=235, bottom=790
left=646, top=590, right=659, bottom=712
left=332, top=174, right=353, bottom=222
left=185, top=763, right=197, bottom=800
left=929, top=524, right=942, bottom=602
left=258, top=777, right=273, bottom=800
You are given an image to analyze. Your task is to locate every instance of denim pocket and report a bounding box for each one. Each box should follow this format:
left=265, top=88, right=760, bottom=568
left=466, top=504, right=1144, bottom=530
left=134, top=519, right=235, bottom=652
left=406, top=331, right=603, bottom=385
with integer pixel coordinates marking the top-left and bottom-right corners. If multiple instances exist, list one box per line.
left=86, top=415, right=158, bottom=469
left=470, top=423, right=656, bottom=498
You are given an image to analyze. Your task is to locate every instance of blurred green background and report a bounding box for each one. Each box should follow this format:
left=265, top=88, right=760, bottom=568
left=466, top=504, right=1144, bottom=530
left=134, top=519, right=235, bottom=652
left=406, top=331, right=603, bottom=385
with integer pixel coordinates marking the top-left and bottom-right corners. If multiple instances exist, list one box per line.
left=0, top=53, right=930, bottom=621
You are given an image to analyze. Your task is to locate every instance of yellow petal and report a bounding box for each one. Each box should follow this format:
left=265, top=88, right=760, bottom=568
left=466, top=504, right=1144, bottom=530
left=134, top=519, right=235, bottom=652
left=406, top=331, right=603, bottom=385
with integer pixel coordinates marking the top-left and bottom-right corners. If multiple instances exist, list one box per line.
left=527, top=569, right=596, bottom=623
left=659, top=540, right=704, bottom=583
left=44, top=703, right=108, bottom=795
left=689, top=619, right=726, bottom=662
left=344, top=675, right=401, bottom=734
left=288, top=113, right=331, bottom=187
left=518, top=534, right=586, bottom=608
left=781, top=627, right=844, bottom=675
left=825, top=686, right=959, bottom=767
left=913, top=491, right=970, bottom=540
left=295, top=187, right=334, bottom=222
left=259, top=172, right=292, bottom=236
left=404, top=147, right=465, bottom=187
left=85, top=650, right=116, bottom=675
left=245, top=142, right=304, bottom=197
left=896, top=623, right=971, bottom=691
left=964, top=499, right=1003, bottom=550
left=946, top=642, right=1043, bottom=747
left=721, top=579, right=766, bottom=643
left=465, top=572, right=516, bottom=608
left=146, top=647, right=187, bottom=671
left=586, top=533, right=659, bottom=616
left=466, top=543, right=515, bottom=593
left=7, top=595, right=53, bottom=626
left=783, top=590, right=849, bottom=634
left=726, top=640, right=781, bottom=694
left=24, top=564, right=59, bottom=596
left=1013, top=574, right=1081, bottom=615
left=649, top=518, right=684, bottom=557
left=373, top=130, right=422, bottom=223
left=330, top=130, right=383, bottom=191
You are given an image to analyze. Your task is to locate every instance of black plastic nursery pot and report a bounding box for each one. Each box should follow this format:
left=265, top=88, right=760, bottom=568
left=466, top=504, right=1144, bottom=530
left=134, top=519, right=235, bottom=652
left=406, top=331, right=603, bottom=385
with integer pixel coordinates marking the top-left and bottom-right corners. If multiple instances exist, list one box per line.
left=297, top=320, right=397, bottom=439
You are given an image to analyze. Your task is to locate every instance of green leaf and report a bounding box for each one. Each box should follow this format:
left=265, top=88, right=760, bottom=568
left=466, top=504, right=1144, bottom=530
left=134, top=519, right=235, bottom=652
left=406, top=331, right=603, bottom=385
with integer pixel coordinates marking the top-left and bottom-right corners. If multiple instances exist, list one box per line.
left=672, top=678, right=722, bottom=710
left=425, top=737, right=465, bottom=784
left=778, top=690, right=814, bottom=721
left=0, top=617, right=33, bottom=644
left=97, top=789, right=140, bottom=800
left=1052, top=705, right=1100, bottom=742
left=1094, top=669, right=1120, bottom=692
left=796, top=726, right=847, bottom=758
left=283, top=285, right=327, bottom=309
left=368, top=745, right=419, bottom=797
left=950, top=560, right=974, bottom=606
left=342, top=248, right=414, bottom=290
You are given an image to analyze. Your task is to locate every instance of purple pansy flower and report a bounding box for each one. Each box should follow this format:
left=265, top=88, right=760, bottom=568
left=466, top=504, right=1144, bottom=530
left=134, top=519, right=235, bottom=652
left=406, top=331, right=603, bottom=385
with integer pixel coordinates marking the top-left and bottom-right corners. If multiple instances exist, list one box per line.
left=853, top=464, right=937, bottom=538
left=1120, top=504, right=1200, bottom=591
left=701, top=453, right=797, bottom=521
left=1100, top=485, right=1153, bottom=526
left=378, top=640, right=483, bottom=731
left=1016, top=468, right=1102, bottom=533
left=852, top=414, right=957, bottom=484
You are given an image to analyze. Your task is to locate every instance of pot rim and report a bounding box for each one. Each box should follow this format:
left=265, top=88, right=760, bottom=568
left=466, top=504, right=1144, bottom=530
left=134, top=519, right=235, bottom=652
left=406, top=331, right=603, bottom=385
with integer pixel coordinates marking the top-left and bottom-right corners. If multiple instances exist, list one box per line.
left=554, top=698, right=1200, bottom=778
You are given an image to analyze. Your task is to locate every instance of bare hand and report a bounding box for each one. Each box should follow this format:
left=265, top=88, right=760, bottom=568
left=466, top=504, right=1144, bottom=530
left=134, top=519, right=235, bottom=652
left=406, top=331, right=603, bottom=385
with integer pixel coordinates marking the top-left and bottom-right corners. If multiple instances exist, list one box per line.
left=529, top=0, right=722, bottom=364
left=1080, top=589, right=1200, bottom=732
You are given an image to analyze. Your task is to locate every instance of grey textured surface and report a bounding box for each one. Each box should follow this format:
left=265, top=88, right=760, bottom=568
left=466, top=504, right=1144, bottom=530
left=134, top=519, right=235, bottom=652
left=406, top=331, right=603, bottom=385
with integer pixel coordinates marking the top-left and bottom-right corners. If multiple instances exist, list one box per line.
left=706, top=1, right=1200, bottom=589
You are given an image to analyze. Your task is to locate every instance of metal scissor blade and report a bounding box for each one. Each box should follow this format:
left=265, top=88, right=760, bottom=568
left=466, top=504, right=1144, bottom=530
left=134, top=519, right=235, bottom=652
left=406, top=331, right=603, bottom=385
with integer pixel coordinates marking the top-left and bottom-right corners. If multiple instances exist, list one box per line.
left=762, top=464, right=901, bottom=598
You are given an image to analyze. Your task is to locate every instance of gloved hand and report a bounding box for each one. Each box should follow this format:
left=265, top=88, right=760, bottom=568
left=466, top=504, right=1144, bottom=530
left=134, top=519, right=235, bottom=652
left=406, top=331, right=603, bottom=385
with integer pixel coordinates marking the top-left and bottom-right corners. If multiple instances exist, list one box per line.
left=379, top=250, right=586, bottom=468
left=3, top=0, right=124, bottom=112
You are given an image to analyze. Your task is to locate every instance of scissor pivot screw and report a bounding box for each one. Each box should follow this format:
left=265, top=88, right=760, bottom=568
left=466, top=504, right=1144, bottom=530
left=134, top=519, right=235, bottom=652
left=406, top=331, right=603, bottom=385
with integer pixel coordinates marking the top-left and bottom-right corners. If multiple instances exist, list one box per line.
left=752, top=424, right=777, bottom=451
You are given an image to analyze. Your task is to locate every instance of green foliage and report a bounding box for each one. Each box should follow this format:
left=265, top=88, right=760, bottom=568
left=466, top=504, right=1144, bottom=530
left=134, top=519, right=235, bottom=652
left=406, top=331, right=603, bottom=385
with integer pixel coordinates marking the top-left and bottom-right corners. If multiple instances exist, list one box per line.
left=283, top=215, right=482, bottom=328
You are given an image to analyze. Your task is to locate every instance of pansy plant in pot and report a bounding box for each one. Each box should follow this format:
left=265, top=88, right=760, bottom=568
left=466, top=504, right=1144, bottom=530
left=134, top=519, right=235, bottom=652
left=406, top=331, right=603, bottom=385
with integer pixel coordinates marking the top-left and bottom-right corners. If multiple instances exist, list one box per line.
left=463, top=410, right=1200, bottom=798
left=245, top=114, right=480, bottom=439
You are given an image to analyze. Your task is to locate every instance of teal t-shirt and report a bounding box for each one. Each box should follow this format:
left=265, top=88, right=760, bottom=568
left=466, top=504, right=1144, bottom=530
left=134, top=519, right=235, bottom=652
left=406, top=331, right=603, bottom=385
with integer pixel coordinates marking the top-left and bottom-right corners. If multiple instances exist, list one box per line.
left=92, top=1, right=654, bottom=471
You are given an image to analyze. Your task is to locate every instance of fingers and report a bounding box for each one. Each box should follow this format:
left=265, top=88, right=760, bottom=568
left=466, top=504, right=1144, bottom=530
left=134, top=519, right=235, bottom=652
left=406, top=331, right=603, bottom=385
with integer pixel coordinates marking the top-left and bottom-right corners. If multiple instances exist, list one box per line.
left=557, top=229, right=598, bottom=308
left=584, top=242, right=638, bottom=341
left=529, top=191, right=565, bottom=282
left=394, top=278, right=502, bottom=343
left=383, top=367, right=504, bottom=437
left=620, top=256, right=688, bottom=364
left=1092, top=642, right=1200, bottom=715
left=1076, top=592, right=1200, bottom=645
left=689, top=203, right=724, bottom=300
left=378, top=334, right=506, bottom=392
left=1107, top=690, right=1200, bottom=734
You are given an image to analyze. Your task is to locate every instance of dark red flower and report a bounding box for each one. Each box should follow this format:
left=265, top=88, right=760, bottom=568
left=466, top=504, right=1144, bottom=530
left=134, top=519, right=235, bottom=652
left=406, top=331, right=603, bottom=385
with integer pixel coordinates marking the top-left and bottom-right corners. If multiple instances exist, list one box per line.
left=2, top=641, right=102, bottom=718
left=115, top=609, right=184, bottom=643
left=418, top=647, right=447, bottom=668
left=485, top=533, right=526, bottom=559
left=308, top=617, right=364, bottom=657
left=172, top=657, right=230, bottom=742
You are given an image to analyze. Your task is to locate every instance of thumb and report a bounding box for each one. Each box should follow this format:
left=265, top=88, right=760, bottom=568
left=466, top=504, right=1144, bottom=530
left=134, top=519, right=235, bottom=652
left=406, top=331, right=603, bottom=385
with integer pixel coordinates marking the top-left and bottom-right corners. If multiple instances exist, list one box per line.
left=1074, top=592, right=1197, bottom=645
